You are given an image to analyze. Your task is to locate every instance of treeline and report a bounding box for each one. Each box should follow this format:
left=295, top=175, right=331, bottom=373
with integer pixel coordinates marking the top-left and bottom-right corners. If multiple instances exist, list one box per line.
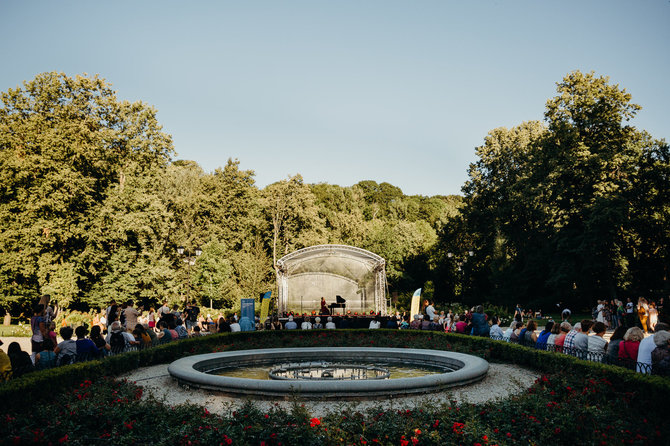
left=1, top=71, right=667, bottom=316
left=0, top=72, right=460, bottom=314
left=439, top=71, right=669, bottom=310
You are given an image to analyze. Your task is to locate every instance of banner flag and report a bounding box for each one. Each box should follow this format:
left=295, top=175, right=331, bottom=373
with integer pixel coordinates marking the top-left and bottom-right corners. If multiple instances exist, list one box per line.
left=410, top=288, right=422, bottom=318
left=259, top=291, right=272, bottom=323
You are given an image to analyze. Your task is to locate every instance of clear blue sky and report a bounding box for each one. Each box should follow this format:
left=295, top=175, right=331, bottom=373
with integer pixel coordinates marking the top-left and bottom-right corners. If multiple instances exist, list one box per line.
left=1, top=1, right=668, bottom=196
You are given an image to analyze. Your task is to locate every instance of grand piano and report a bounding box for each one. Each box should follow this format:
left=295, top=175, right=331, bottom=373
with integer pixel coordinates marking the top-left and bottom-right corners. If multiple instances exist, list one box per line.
left=328, top=295, right=346, bottom=314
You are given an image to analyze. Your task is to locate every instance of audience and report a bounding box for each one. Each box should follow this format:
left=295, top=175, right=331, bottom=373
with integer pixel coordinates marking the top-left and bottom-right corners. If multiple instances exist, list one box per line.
left=7, top=342, right=34, bottom=378
left=34, top=339, right=57, bottom=370
left=4, top=298, right=667, bottom=382
left=618, top=327, right=644, bottom=369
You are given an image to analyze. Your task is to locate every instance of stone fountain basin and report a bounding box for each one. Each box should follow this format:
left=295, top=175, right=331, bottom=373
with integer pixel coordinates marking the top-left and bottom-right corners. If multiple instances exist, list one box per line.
left=168, top=347, right=489, bottom=399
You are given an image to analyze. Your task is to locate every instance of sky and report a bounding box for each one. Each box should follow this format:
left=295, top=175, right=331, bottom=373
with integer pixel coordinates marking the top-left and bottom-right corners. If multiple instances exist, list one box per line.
left=1, top=1, right=668, bottom=196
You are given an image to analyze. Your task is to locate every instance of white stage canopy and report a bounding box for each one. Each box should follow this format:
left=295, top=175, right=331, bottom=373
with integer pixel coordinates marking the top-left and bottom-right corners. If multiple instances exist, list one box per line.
left=276, top=245, right=387, bottom=316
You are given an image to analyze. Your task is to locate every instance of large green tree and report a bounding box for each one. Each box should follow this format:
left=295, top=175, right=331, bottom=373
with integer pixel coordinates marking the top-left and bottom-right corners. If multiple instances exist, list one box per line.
left=450, top=71, right=669, bottom=308
left=0, top=72, right=173, bottom=311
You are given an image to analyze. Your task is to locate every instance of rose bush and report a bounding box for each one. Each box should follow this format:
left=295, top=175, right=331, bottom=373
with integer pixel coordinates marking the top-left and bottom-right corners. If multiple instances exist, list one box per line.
left=2, top=329, right=669, bottom=444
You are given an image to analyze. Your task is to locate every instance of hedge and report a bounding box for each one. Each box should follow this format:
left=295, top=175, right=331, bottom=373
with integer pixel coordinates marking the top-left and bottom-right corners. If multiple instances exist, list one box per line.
left=2, top=329, right=669, bottom=411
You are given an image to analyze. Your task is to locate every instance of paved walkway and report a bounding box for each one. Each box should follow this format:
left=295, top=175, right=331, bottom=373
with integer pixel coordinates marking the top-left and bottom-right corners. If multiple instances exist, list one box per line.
left=0, top=337, right=32, bottom=354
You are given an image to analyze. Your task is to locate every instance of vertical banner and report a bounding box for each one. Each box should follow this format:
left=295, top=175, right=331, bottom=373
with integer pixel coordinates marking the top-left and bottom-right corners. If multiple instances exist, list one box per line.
left=259, top=291, right=272, bottom=323
left=410, top=288, right=422, bottom=318
left=241, top=298, right=255, bottom=322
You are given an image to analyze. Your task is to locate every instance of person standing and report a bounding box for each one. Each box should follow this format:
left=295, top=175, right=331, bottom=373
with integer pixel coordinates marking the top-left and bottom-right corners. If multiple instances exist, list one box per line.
left=424, top=300, right=436, bottom=322
left=514, top=304, right=523, bottom=323
left=38, top=294, right=57, bottom=325
left=30, top=304, right=48, bottom=362
left=158, top=301, right=171, bottom=321
left=625, top=298, right=635, bottom=328
left=106, top=300, right=119, bottom=329
left=183, top=303, right=200, bottom=333
left=637, top=298, right=650, bottom=333
left=123, top=301, right=141, bottom=332
left=561, top=307, right=571, bottom=322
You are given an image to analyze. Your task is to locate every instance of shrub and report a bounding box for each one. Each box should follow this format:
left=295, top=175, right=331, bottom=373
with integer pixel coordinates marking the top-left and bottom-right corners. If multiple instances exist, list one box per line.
left=2, top=329, right=669, bottom=444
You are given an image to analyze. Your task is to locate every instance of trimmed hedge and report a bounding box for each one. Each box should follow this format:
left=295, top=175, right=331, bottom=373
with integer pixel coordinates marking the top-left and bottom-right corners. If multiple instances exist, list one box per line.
left=3, top=329, right=669, bottom=411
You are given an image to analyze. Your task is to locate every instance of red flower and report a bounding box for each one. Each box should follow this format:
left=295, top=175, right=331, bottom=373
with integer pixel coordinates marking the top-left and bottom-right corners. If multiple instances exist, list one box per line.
left=414, top=428, right=422, bottom=435
left=506, top=433, right=512, bottom=438
left=310, top=417, right=321, bottom=427
left=58, top=435, right=69, bottom=443
left=432, top=420, right=439, bottom=428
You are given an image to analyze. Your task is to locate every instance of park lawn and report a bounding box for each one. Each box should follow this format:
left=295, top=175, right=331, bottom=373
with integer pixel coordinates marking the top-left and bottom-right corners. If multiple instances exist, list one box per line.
left=0, top=324, right=31, bottom=337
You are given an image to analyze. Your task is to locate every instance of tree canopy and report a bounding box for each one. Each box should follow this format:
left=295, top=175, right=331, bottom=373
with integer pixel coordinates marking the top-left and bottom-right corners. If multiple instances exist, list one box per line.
left=1, top=71, right=666, bottom=315
left=440, top=71, right=669, bottom=309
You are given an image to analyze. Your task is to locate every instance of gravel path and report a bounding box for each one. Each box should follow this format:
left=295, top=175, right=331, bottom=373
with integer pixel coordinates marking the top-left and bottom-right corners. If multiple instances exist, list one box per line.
left=121, top=362, right=539, bottom=417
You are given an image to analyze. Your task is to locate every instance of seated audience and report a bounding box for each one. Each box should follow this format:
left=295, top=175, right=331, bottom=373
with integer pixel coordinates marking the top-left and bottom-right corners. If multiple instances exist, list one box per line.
left=636, top=322, right=669, bottom=373
left=618, top=327, right=644, bottom=369
left=285, top=315, right=297, bottom=330
left=35, top=339, right=57, bottom=371
left=55, top=326, right=77, bottom=365
left=606, top=326, right=627, bottom=364
left=651, top=330, right=670, bottom=376
left=489, top=316, right=504, bottom=339
left=587, top=321, right=608, bottom=361
left=75, top=325, right=101, bottom=361
left=7, top=342, right=34, bottom=378
left=535, top=321, right=554, bottom=350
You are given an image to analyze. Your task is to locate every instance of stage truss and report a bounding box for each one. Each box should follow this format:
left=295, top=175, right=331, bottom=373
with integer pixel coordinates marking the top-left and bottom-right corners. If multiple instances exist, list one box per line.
left=276, top=245, right=387, bottom=316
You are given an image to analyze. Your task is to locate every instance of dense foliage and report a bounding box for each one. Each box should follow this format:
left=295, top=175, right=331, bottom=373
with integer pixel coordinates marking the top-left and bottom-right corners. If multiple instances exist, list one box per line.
left=437, top=71, right=669, bottom=309
left=0, top=70, right=667, bottom=315
left=2, top=330, right=669, bottom=445
left=0, top=72, right=460, bottom=315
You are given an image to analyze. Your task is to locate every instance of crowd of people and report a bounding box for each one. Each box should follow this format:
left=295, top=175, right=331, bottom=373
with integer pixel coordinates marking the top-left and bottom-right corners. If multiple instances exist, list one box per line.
left=2, top=295, right=669, bottom=380
left=0, top=299, right=219, bottom=381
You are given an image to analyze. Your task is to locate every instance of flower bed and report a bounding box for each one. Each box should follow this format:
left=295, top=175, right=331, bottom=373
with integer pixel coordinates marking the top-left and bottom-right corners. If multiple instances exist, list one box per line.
left=2, top=329, right=669, bottom=445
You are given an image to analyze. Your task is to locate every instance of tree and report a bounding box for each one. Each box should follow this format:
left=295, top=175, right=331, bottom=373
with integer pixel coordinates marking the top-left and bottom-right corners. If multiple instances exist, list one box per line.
left=450, top=71, right=668, bottom=308
left=261, top=175, right=326, bottom=278
left=0, top=72, right=174, bottom=311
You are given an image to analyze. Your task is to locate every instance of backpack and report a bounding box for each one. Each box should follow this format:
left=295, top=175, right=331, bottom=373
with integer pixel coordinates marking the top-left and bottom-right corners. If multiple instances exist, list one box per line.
left=110, top=331, right=126, bottom=354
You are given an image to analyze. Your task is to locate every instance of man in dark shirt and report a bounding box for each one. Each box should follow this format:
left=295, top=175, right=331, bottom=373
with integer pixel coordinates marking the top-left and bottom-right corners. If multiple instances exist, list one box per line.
left=183, top=303, right=200, bottom=334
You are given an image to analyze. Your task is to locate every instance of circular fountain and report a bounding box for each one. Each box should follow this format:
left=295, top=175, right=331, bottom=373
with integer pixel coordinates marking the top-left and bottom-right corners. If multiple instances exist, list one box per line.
left=168, top=347, right=489, bottom=399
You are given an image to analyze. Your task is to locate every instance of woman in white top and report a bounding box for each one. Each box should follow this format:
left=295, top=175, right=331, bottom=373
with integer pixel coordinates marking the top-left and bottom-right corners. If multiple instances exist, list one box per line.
left=502, top=321, right=516, bottom=341
left=546, top=322, right=561, bottom=347
left=369, top=317, right=381, bottom=329
left=489, top=316, right=504, bottom=339
left=596, top=300, right=606, bottom=323
left=301, top=318, right=313, bottom=330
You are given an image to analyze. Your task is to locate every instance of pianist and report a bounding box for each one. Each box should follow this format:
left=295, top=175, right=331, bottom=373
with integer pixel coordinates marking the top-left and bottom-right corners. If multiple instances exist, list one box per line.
left=320, top=297, right=330, bottom=315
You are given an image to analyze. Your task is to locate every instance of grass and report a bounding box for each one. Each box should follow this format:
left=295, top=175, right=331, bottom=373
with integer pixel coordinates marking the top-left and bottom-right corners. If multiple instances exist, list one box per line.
left=0, top=324, right=32, bottom=337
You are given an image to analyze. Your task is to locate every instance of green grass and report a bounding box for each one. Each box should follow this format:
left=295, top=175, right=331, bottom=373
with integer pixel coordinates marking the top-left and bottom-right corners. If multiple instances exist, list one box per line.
left=0, top=324, right=32, bottom=337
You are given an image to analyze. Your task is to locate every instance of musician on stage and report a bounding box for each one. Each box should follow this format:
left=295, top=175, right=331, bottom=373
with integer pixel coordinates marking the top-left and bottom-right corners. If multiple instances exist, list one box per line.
left=320, top=297, right=330, bottom=315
